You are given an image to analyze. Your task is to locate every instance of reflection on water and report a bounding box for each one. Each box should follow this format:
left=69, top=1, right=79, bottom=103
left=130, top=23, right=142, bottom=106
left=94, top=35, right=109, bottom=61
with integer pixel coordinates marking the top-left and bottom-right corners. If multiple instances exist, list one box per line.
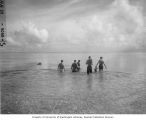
left=98, top=72, right=104, bottom=82
left=86, top=75, right=93, bottom=90
left=57, top=71, right=66, bottom=79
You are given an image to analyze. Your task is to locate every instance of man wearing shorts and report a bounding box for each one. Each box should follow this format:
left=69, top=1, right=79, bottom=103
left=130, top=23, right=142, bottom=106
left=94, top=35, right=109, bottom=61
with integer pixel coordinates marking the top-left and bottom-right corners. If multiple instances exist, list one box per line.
left=86, top=56, right=93, bottom=74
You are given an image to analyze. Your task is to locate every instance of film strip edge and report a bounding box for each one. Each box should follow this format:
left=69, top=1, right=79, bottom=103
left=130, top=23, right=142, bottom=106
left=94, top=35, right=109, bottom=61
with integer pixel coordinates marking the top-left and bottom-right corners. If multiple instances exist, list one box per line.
left=0, top=0, right=6, bottom=47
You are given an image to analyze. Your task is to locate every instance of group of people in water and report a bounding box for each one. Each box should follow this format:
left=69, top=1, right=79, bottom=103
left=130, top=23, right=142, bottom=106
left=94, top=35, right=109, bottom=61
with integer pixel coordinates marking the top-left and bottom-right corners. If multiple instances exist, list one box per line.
left=58, top=56, right=107, bottom=74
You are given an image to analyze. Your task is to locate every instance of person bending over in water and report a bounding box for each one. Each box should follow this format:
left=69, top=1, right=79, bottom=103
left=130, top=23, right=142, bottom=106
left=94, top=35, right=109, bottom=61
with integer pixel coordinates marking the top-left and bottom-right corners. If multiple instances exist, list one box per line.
left=58, top=60, right=65, bottom=72
left=86, top=56, right=93, bottom=74
left=77, top=60, right=81, bottom=71
left=71, top=60, right=78, bottom=72
left=95, top=57, right=107, bottom=72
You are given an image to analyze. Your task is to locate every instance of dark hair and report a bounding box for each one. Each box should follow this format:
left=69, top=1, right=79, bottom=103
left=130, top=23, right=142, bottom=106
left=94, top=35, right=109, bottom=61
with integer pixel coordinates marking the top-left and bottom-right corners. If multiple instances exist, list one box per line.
left=61, top=60, right=63, bottom=62
left=100, top=57, right=103, bottom=59
left=89, top=56, right=91, bottom=58
left=74, top=60, right=76, bottom=62
left=78, top=60, right=80, bottom=62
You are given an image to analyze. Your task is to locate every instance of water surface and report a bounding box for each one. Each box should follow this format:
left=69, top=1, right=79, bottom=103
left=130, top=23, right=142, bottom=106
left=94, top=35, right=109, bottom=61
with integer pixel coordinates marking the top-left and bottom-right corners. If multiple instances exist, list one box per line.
left=0, top=52, right=146, bottom=114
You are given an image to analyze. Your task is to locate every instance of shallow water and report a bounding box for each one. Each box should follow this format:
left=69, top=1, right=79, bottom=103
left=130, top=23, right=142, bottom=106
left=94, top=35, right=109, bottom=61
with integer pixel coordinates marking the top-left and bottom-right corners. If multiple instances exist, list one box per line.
left=0, top=52, right=146, bottom=73
left=0, top=52, right=146, bottom=114
left=1, top=69, right=146, bottom=114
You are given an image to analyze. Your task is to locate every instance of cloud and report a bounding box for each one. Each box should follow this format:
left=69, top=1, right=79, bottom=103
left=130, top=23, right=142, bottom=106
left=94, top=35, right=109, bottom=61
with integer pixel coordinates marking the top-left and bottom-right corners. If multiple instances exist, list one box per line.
left=23, top=22, right=49, bottom=43
left=7, top=37, right=21, bottom=46
left=8, top=22, right=49, bottom=48
left=7, top=0, right=146, bottom=52
left=48, top=0, right=145, bottom=50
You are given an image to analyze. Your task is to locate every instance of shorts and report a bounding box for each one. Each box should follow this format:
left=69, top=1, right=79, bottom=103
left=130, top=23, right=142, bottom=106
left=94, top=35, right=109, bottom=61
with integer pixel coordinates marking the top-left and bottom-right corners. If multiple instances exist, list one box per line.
left=72, top=69, right=77, bottom=72
left=58, top=69, right=64, bottom=72
left=87, top=65, right=92, bottom=74
left=99, top=65, right=103, bottom=71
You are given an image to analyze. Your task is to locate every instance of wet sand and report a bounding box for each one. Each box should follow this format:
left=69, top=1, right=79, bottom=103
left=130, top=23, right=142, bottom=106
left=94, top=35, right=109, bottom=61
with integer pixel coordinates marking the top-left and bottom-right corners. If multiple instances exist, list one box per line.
left=1, top=69, right=146, bottom=114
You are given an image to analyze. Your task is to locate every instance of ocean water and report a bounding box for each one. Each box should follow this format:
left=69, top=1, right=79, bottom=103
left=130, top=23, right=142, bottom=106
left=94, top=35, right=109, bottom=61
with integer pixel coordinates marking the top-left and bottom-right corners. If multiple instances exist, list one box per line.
left=0, top=52, right=146, bottom=74
left=1, top=52, right=146, bottom=114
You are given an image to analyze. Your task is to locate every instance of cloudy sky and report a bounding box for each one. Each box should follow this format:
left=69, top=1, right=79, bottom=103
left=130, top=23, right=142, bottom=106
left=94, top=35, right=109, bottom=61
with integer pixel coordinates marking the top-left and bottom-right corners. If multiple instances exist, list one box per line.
left=3, top=0, right=146, bottom=52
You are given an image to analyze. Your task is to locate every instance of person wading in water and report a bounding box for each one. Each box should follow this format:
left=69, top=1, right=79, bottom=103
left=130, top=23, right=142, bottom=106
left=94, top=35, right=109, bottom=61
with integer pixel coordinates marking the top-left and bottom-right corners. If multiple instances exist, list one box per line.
left=86, top=56, right=93, bottom=75
left=77, top=60, right=81, bottom=71
left=95, top=57, right=107, bottom=72
left=71, top=60, right=78, bottom=72
left=58, top=60, right=65, bottom=72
